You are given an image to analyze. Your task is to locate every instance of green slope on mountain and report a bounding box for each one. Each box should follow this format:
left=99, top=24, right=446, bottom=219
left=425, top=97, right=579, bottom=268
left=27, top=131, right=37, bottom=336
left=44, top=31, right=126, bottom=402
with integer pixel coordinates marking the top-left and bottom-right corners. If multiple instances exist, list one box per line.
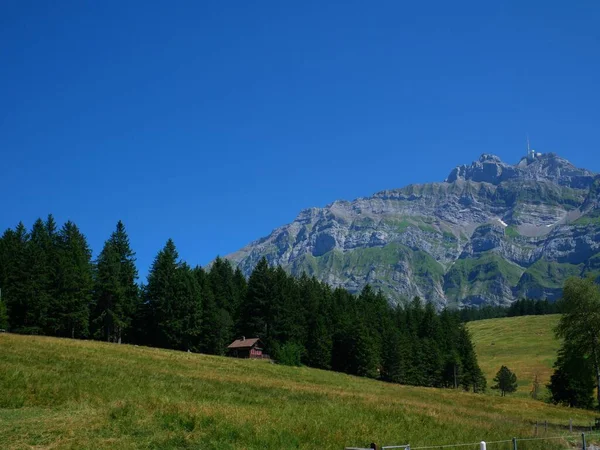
left=444, top=253, right=523, bottom=305
left=290, top=243, right=445, bottom=301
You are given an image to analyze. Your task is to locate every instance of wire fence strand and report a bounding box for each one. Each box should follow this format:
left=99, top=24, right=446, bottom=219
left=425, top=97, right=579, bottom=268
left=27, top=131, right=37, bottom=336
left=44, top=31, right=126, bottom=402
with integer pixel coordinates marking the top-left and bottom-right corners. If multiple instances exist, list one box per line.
left=371, top=430, right=600, bottom=450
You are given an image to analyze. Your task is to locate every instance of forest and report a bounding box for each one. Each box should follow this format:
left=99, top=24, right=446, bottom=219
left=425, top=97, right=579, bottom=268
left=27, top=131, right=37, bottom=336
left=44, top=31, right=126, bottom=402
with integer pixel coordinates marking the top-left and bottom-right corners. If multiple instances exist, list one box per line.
left=0, top=216, right=486, bottom=391
left=459, top=298, right=561, bottom=322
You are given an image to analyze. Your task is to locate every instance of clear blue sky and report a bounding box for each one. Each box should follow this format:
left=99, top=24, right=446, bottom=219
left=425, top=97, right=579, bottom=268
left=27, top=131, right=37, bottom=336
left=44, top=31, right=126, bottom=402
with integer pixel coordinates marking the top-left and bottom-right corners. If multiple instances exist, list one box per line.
left=2, top=1, right=599, bottom=280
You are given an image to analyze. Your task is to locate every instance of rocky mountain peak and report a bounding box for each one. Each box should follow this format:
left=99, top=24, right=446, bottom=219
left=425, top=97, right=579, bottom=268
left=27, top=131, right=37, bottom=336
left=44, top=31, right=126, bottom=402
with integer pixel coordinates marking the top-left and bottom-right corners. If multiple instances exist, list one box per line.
left=478, top=153, right=503, bottom=163
left=226, top=150, right=600, bottom=309
left=445, top=153, right=515, bottom=185
left=446, top=152, right=595, bottom=189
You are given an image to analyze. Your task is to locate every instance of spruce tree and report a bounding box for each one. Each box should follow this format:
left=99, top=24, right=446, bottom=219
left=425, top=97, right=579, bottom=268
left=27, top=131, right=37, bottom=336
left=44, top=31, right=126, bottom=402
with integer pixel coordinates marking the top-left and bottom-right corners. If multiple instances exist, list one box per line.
left=26, top=218, right=53, bottom=333
left=419, top=302, right=443, bottom=387
left=233, top=266, right=248, bottom=311
left=381, top=326, right=406, bottom=383
left=206, top=258, right=237, bottom=353
left=556, top=277, right=600, bottom=408
left=1, top=224, right=31, bottom=332
left=548, top=342, right=595, bottom=409
left=48, top=221, right=93, bottom=338
left=350, top=321, right=380, bottom=378
left=0, top=296, right=9, bottom=330
left=92, top=221, right=139, bottom=343
left=491, top=365, right=518, bottom=396
left=456, top=325, right=486, bottom=392
left=195, top=266, right=232, bottom=355
left=239, top=257, right=272, bottom=340
left=145, top=240, right=202, bottom=350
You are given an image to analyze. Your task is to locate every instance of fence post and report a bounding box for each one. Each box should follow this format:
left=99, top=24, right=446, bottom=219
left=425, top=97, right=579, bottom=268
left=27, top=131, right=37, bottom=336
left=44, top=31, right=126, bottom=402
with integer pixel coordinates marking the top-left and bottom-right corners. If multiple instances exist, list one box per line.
left=582, top=432, right=586, bottom=450
left=480, top=441, right=486, bottom=450
left=512, top=437, right=517, bottom=450
left=370, top=443, right=378, bottom=450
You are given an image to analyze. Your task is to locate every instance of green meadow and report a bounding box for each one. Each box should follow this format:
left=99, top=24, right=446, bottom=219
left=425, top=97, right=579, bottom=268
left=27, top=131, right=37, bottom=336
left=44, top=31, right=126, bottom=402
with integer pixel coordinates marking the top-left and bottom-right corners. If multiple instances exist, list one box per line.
left=468, top=315, right=561, bottom=398
left=1, top=331, right=597, bottom=450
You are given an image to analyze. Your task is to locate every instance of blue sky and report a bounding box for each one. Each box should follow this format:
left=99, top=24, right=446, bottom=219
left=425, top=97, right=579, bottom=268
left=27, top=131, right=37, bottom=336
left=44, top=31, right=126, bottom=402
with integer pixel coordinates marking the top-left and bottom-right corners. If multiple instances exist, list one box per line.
left=1, top=1, right=599, bottom=280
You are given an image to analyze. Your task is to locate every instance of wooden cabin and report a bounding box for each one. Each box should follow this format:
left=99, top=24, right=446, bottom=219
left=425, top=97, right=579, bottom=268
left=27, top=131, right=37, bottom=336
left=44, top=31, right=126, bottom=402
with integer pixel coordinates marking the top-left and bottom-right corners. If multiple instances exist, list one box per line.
left=227, top=337, right=265, bottom=359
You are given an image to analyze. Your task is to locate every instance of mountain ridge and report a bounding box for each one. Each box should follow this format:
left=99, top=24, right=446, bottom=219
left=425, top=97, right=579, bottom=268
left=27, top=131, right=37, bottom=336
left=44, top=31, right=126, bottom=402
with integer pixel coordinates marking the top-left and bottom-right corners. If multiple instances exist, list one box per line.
left=226, top=152, right=600, bottom=308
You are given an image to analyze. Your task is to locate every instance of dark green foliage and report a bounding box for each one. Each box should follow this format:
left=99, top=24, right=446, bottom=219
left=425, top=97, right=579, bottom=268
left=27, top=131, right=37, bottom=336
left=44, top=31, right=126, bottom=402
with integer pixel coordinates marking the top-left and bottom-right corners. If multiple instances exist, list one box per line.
left=548, top=342, right=595, bottom=409
left=0, top=223, right=33, bottom=332
left=273, top=341, right=304, bottom=366
left=459, top=298, right=559, bottom=323
left=145, top=240, right=202, bottom=351
left=554, top=277, right=600, bottom=409
left=195, top=265, right=234, bottom=355
left=0, top=215, right=486, bottom=394
left=205, top=257, right=240, bottom=354
left=46, top=221, right=93, bottom=338
left=91, top=221, right=139, bottom=343
left=491, top=365, right=518, bottom=396
left=0, top=297, right=8, bottom=330
left=456, top=326, right=487, bottom=392
left=239, top=258, right=271, bottom=341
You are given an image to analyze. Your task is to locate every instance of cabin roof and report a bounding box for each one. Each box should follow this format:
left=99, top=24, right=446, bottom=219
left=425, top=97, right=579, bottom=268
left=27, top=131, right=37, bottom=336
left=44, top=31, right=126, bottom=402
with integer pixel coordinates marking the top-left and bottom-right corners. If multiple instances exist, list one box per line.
left=227, top=337, right=261, bottom=349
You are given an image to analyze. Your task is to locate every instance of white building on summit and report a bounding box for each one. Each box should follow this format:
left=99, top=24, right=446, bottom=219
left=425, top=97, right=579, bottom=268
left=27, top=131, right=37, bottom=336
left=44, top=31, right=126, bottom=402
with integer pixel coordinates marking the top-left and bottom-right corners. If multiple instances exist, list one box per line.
left=526, top=138, right=542, bottom=162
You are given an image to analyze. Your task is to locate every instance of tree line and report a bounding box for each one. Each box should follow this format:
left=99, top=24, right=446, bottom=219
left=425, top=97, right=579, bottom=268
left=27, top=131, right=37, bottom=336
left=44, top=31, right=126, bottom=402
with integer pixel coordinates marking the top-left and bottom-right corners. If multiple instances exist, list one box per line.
left=0, top=216, right=486, bottom=392
left=459, top=298, right=560, bottom=323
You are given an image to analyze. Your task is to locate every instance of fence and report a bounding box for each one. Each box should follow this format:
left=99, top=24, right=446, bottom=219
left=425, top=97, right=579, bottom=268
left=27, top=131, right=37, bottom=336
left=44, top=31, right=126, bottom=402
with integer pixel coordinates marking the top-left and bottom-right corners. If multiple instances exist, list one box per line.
left=345, top=430, right=600, bottom=450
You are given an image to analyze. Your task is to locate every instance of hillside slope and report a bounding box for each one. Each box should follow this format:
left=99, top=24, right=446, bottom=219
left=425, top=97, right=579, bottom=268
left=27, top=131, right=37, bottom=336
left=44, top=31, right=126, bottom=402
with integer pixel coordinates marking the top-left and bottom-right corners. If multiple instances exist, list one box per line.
left=0, top=333, right=596, bottom=450
left=468, top=315, right=561, bottom=398
left=226, top=153, right=600, bottom=307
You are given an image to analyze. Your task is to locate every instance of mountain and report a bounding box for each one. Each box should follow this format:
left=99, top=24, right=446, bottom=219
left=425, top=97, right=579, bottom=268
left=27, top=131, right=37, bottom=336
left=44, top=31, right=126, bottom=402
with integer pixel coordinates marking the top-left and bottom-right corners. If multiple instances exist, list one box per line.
left=226, top=152, right=600, bottom=308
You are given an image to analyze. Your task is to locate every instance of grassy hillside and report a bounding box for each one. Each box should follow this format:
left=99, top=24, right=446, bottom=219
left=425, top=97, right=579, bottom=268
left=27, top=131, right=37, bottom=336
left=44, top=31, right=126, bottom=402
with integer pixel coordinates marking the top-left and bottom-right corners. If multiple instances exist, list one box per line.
left=468, top=315, right=561, bottom=398
left=1, top=333, right=597, bottom=449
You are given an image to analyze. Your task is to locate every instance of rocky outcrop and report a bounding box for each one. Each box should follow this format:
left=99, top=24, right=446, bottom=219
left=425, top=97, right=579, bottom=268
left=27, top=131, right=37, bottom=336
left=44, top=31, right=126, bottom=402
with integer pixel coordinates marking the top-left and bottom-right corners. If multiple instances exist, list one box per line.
left=225, top=153, right=600, bottom=308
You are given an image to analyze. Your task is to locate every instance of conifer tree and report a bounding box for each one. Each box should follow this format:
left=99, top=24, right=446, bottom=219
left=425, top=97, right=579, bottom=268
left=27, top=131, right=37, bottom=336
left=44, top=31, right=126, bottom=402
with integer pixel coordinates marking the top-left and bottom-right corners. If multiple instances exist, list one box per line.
left=270, top=267, right=305, bottom=346
left=419, top=302, right=443, bottom=386
left=350, top=321, right=380, bottom=378
left=556, top=277, right=600, bottom=408
left=145, top=240, right=202, bottom=350
left=206, top=258, right=237, bottom=352
left=239, top=257, right=272, bottom=341
left=548, top=342, right=595, bottom=409
left=303, top=281, right=333, bottom=369
left=233, top=266, right=248, bottom=311
left=92, top=221, right=139, bottom=343
left=194, top=265, right=232, bottom=355
left=381, top=326, right=406, bottom=383
left=26, top=218, right=54, bottom=332
left=0, top=295, right=9, bottom=330
left=1, top=224, right=31, bottom=332
left=305, top=313, right=332, bottom=369
left=491, top=365, right=517, bottom=396
left=455, top=325, right=486, bottom=392
left=48, top=221, right=93, bottom=338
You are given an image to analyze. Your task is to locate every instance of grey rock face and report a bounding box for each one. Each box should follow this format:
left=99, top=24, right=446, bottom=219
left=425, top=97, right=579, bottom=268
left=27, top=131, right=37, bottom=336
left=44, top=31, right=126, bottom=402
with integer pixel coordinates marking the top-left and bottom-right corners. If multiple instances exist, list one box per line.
left=226, top=153, right=600, bottom=308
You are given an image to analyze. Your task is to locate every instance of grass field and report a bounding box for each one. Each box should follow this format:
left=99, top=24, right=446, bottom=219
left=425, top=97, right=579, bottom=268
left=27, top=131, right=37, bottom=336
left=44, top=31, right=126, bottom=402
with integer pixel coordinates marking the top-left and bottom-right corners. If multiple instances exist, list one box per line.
left=1, top=332, right=597, bottom=450
left=468, top=315, right=561, bottom=398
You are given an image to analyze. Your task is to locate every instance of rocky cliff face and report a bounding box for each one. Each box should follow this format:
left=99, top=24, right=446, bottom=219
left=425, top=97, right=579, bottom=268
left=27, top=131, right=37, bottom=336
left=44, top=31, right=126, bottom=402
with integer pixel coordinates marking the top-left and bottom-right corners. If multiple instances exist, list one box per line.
left=226, top=153, right=600, bottom=308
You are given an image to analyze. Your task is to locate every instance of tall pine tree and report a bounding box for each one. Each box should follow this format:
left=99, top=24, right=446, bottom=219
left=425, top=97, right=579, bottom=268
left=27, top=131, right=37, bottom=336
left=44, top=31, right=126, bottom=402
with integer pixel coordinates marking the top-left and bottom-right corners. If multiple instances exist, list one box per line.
left=145, top=240, right=202, bottom=351
left=1, top=224, right=32, bottom=332
left=48, top=221, right=93, bottom=338
left=92, top=221, right=139, bottom=343
left=239, top=257, right=272, bottom=341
